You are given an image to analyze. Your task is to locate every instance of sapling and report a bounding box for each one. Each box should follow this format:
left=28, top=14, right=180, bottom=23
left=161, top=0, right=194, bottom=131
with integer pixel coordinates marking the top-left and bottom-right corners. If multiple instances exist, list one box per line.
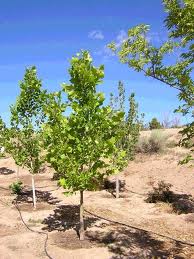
left=0, top=116, right=6, bottom=158
left=10, top=66, right=46, bottom=208
left=44, top=51, right=124, bottom=240
left=109, top=82, right=141, bottom=198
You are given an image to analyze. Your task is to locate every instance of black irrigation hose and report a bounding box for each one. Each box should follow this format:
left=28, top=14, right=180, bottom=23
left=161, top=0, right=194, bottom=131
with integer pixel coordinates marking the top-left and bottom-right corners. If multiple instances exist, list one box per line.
left=85, top=209, right=194, bottom=247
left=13, top=200, right=54, bottom=259
left=35, top=185, right=60, bottom=192
left=0, top=187, right=54, bottom=259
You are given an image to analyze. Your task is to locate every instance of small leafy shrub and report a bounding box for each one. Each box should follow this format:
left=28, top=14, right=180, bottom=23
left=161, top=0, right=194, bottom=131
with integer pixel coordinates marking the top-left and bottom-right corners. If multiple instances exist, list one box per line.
left=149, top=118, right=162, bottom=130
left=9, top=181, right=23, bottom=195
left=146, top=181, right=173, bottom=203
left=136, top=130, right=169, bottom=153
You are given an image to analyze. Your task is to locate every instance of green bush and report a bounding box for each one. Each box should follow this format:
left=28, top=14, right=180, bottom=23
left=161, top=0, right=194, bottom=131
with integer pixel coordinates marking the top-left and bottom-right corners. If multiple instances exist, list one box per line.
left=136, top=130, right=169, bottom=153
left=149, top=118, right=162, bottom=130
left=9, top=181, right=23, bottom=195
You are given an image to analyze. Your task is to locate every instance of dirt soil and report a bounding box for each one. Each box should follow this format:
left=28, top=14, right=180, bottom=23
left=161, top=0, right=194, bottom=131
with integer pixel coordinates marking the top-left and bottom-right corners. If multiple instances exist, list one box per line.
left=0, top=128, right=194, bottom=259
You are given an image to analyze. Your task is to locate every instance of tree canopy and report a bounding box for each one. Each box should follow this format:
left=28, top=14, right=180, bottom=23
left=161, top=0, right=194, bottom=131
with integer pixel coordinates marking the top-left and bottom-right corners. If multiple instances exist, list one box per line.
left=108, top=0, right=194, bottom=164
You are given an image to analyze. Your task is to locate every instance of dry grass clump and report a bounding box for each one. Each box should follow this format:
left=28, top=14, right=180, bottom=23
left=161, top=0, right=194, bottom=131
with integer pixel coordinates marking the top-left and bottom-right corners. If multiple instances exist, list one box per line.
left=136, top=130, right=170, bottom=153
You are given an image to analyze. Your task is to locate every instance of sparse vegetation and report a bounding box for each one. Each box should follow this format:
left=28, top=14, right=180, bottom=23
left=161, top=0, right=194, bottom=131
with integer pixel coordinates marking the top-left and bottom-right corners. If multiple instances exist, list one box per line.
left=136, top=130, right=169, bottom=153
left=146, top=181, right=173, bottom=203
left=9, top=181, right=23, bottom=195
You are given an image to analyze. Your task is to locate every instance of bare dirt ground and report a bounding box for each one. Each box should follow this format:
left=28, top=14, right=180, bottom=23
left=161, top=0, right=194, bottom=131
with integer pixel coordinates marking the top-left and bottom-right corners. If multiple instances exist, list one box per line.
left=0, top=128, right=194, bottom=258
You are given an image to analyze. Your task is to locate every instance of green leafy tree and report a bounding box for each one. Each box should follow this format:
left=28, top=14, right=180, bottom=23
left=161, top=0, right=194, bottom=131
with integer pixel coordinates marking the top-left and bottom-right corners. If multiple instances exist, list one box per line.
left=108, top=0, right=194, bottom=164
left=109, top=82, right=142, bottom=198
left=44, top=51, right=124, bottom=240
left=149, top=117, right=162, bottom=130
left=10, top=66, right=46, bottom=208
left=0, top=116, right=6, bottom=157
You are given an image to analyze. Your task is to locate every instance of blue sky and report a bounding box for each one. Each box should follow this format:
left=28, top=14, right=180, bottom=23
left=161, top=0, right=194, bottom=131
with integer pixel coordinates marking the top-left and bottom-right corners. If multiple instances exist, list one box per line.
left=0, top=0, right=191, bottom=125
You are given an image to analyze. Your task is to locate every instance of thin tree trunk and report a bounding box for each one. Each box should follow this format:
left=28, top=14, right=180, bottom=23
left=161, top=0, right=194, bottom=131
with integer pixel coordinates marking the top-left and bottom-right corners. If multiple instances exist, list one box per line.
left=116, top=176, right=120, bottom=199
left=16, top=165, right=20, bottom=180
left=79, top=190, right=85, bottom=241
left=32, top=174, right=37, bottom=209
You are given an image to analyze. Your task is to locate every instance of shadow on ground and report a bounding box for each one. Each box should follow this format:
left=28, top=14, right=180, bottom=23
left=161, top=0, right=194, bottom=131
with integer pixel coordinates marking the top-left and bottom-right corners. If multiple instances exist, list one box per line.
left=42, top=205, right=99, bottom=234
left=15, top=188, right=60, bottom=205
left=171, top=193, right=194, bottom=214
left=0, top=167, right=15, bottom=175
left=86, top=225, right=187, bottom=259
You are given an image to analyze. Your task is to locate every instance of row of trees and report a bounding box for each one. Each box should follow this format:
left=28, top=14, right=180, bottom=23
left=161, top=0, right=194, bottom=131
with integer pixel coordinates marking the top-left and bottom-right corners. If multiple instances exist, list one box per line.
left=0, top=51, right=141, bottom=240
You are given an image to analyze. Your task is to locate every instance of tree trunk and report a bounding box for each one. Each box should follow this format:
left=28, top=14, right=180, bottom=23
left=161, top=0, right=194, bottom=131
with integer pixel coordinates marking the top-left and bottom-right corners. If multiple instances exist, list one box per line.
left=79, top=190, right=85, bottom=241
left=31, top=175, right=37, bottom=209
left=16, top=165, right=20, bottom=180
left=116, top=176, right=120, bottom=199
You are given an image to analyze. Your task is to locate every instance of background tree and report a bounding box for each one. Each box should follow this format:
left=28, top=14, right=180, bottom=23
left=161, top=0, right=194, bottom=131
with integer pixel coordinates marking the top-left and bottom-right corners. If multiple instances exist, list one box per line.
left=0, top=116, right=6, bottom=157
left=108, top=0, right=194, bottom=164
left=44, top=51, right=124, bottom=240
left=149, top=117, right=162, bottom=130
left=109, top=82, right=142, bottom=198
left=11, top=66, right=46, bottom=208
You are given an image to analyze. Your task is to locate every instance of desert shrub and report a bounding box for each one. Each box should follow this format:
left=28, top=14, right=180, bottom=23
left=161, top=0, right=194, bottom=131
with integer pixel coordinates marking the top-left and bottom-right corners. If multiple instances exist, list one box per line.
left=9, top=181, right=23, bottom=195
left=146, top=181, right=173, bottom=203
left=149, top=118, right=162, bottom=130
left=166, top=139, right=177, bottom=148
left=136, top=130, right=169, bottom=153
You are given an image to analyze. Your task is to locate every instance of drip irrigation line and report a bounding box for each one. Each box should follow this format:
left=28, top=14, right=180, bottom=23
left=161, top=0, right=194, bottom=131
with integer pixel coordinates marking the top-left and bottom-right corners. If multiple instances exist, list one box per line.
left=13, top=200, right=54, bottom=259
left=35, top=185, right=60, bottom=192
left=0, top=187, right=54, bottom=259
left=85, top=209, right=194, bottom=247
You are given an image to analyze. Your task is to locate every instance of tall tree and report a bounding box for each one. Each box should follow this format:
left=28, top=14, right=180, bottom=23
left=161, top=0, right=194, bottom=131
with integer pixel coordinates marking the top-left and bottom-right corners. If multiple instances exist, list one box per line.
left=109, top=82, right=142, bottom=198
left=44, top=51, right=124, bottom=240
left=0, top=116, right=6, bottom=157
left=11, top=66, right=46, bottom=208
left=108, top=0, right=194, bottom=164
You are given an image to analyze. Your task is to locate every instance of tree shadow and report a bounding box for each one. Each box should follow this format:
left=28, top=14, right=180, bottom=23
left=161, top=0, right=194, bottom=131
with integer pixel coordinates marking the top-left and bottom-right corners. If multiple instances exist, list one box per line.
left=171, top=193, right=194, bottom=214
left=15, top=188, right=60, bottom=205
left=146, top=189, right=194, bottom=214
left=0, top=167, right=15, bottom=175
left=86, top=225, right=186, bottom=258
left=42, top=205, right=99, bottom=235
left=103, top=179, right=126, bottom=198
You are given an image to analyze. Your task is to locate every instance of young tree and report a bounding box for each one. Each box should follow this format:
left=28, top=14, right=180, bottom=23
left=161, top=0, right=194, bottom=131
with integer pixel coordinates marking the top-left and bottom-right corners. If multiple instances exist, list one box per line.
left=11, top=66, right=46, bottom=208
left=5, top=127, right=26, bottom=179
left=0, top=116, right=6, bottom=157
left=109, top=82, right=142, bottom=198
left=44, top=51, right=124, bottom=240
left=149, top=118, right=162, bottom=130
left=108, top=0, right=194, bottom=164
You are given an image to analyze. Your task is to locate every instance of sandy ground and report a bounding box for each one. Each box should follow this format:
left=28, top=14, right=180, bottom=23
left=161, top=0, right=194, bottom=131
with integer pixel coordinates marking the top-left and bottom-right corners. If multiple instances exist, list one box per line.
left=0, top=129, right=194, bottom=259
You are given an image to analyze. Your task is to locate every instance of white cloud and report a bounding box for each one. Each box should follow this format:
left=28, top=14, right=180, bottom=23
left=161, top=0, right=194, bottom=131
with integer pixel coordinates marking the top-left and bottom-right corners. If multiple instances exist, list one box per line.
left=88, top=30, right=104, bottom=40
left=94, top=45, right=115, bottom=59
left=116, top=30, right=128, bottom=46
left=93, top=30, right=128, bottom=60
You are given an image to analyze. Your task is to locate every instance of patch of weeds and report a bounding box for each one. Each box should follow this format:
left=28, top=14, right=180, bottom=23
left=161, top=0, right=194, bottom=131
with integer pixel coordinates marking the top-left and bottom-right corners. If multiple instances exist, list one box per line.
left=146, top=181, right=173, bottom=203
left=28, top=218, right=42, bottom=224
left=136, top=130, right=170, bottom=154
left=9, top=181, right=23, bottom=195
left=146, top=181, right=194, bottom=214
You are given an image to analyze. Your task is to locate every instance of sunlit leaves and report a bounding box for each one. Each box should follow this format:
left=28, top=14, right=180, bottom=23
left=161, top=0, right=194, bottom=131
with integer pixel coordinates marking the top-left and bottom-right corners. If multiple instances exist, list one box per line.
left=44, top=51, right=124, bottom=193
left=108, top=0, right=194, bottom=164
